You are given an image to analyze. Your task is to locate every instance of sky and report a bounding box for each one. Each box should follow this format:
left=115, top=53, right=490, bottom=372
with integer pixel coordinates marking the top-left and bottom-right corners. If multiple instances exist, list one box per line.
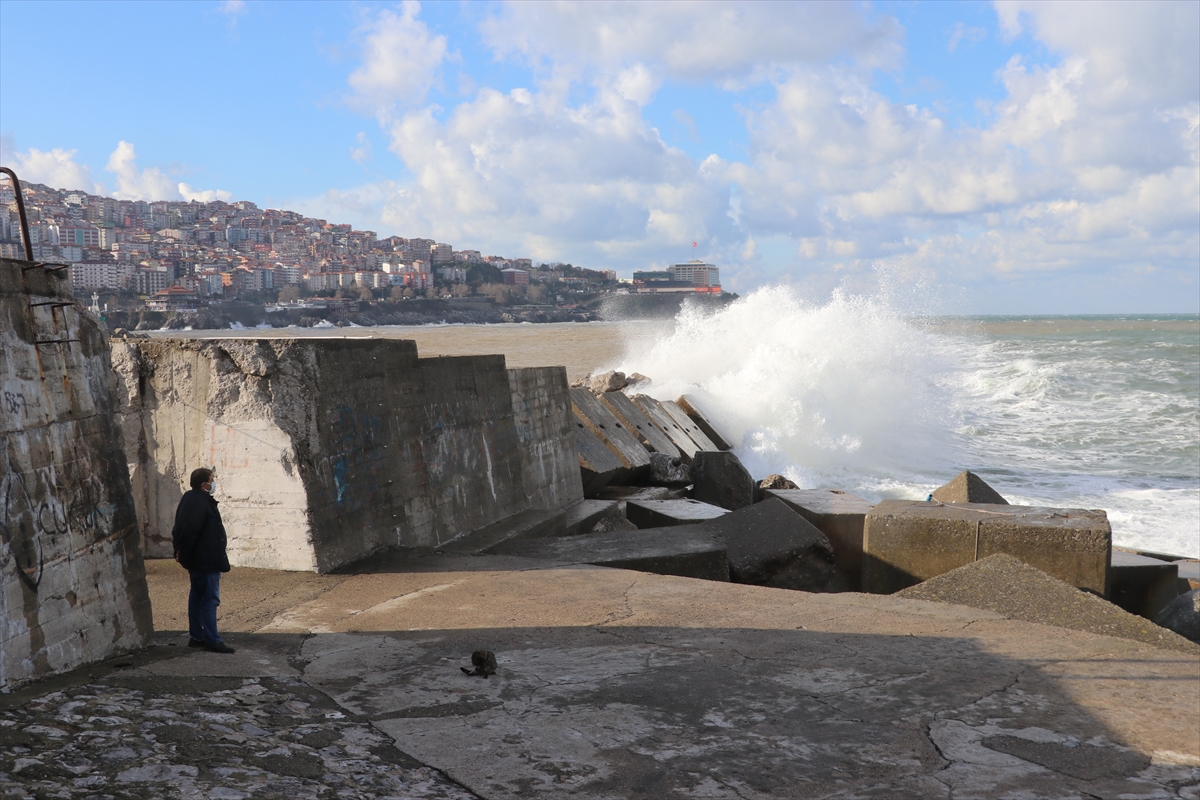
left=1, top=0, right=1197, bottom=313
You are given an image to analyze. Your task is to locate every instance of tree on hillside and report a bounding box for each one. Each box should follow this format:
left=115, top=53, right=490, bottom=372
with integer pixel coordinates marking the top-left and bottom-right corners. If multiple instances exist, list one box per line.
left=278, top=285, right=301, bottom=303
left=357, top=285, right=373, bottom=301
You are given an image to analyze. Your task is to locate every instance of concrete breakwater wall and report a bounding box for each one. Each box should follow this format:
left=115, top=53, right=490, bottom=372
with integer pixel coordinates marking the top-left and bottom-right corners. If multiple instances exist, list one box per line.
left=1, top=258, right=153, bottom=689
left=113, top=336, right=582, bottom=572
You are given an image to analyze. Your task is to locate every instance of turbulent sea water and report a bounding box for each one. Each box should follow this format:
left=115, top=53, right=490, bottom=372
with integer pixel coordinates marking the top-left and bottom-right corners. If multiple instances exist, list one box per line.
left=164, top=289, right=1200, bottom=558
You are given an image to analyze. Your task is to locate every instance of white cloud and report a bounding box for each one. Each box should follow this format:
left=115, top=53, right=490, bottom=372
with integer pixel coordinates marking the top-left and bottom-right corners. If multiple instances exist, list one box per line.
left=0, top=137, right=102, bottom=193
left=218, top=0, right=246, bottom=17
left=178, top=183, right=233, bottom=203
left=481, top=1, right=902, bottom=83
left=320, top=0, right=1197, bottom=305
left=105, top=141, right=180, bottom=201
left=348, top=1, right=448, bottom=116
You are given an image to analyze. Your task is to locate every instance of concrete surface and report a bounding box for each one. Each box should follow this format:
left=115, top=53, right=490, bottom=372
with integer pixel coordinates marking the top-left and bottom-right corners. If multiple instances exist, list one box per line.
left=675, top=394, right=734, bottom=451
left=488, top=526, right=730, bottom=581
left=569, top=387, right=651, bottom=476
left=1110, top=550, right=1182, bottom=620
left=597, top=390, right=681, bottom=458
left=112, top=338, right=582, bottom=571
left=864, top=500, right=1111, bottom=595
left=101, top=558, right=1200, bottom=799
left=768, top=488, right=874, bottom=584
left=713, top=498, right=845, bottom=592
left=574, top=417, right=625, bottom=496
left=625, top=498, right=729, bottom=528
left=660, top=399, right=720, bottom=452
left=1, top=257, right=153, bottom=690
left=932, top=471, right=1010, bottom=505
left=897, top=554, right=1198, bottom=654
left=690, top=450, right=755, bottom=511
left=632, top=394, right=704, bottom=459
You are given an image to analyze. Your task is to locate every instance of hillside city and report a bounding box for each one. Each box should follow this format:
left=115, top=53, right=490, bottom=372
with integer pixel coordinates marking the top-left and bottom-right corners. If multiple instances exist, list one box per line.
left=0, top=179, right=725, bottom=327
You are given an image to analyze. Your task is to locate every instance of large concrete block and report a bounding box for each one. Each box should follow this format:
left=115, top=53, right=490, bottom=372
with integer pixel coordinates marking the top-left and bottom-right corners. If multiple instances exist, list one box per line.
left=691, top=451, right=754, bottom=511
left=2, top=257, right=153, bottom=690
left=598, top=390, right=681, bottom=457
left=660, top=400, right=720, bottom=452
left=626, top=498, right=728, bottom=529
left=863, top=500, right=1110, bottom=595
left=440, top=500, right=622, bottom=555
left=710, top=499, right=845, bottom=592
left=1109, top=550, right=1180, bottom=620
left=569, top=388, right=650, bottom=475
left=675, top=394, right=734, bottom=450
left=632, top=395, right=704, bottom=459
left=767, top=488, right=874, bottom=585
left=490, top=527, right=730, bottom=582
left=114, top=337, right=582, bottom=572
left=932, top=471, right=1008, bottom=505
left=575, top=421, right=625, bottom=496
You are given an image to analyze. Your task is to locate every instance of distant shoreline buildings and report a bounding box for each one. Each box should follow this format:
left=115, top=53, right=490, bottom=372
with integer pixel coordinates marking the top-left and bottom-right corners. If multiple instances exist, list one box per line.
left=0, top=178, right=724, bottom=307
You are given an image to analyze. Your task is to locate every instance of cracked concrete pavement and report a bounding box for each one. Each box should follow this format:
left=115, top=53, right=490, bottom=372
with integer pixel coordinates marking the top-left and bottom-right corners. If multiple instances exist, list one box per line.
left=10, top=555, right=1199, bottom=799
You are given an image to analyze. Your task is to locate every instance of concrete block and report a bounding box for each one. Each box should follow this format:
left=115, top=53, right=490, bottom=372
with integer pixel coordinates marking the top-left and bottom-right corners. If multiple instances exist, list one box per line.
left=675, top=394, right=734, bottom=450
left=709, top=499, right=845, bottom=592
left=2, top=257, right=153, bottom=690
left=863, top=500, right=1110, bottom=596
left=570, top=388, right=651, bottom=474
left=898, top=554, right=1197, bottom=654
left=660, top=400, right=720, bottom=452
left=767, top=488, right=874, bottom=583
left=1109, top=551, right=1180, bottom=620
left=626, top=498, right=728, bottom=529
left=1154, top=590, right=1200, bottom=644
left=599, top=390, right=681, bottom=457
left=439, top=500, right=621, bottom=555
left=1177, top=561, right=1200, bottom=591
left=114, top=337, right=583, bottom=571
left=575, top=422, right=625, bottom=495
left=648, top=452, right=691, bottom=486
left=932, top=471, right=1008, bottom=505
left=632, top=395, right=704, bottom=459
left=691, top=451, right=755, bottom=511
left=489, top=528, right=730, bottom=582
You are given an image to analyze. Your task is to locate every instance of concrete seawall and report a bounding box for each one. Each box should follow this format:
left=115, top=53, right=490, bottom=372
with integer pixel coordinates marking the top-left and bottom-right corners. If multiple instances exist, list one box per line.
left=1, top=257, right=153, bottom=689
left=113, top=337, right=582, bottom=572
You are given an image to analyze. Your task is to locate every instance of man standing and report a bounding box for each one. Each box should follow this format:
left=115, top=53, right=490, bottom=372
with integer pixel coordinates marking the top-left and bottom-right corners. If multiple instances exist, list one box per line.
left=172, top=467, right=235, bottom=654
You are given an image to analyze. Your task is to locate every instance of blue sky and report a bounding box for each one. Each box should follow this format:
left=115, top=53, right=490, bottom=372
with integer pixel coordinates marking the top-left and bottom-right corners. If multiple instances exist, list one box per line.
left=2, top=0, right=1197, bottom=313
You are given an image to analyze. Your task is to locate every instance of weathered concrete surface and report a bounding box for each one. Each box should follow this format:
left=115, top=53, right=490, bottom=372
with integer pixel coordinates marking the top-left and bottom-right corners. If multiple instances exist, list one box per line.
left=626, top=497, right=729, bottom=529
left=597, top=390, right=680, bottom=458
left=660, top=399, right=720, bottom=452
left=436, top=500, right=620, bottom=555
left=1, top=258, right=153, bottom=690
left=1110, top=550, right=1181, bottom=620
left=1156, top=590, right=1200, bottom=644
left=632, top=394, right=704, bottom=459
left=133, top=559, right=1199, bottom=799
left=713, top=498, right=846, bottom=592
left=863, top=500, right=1111, bottom=596
left=489, top=527, right=730, bottom=581
left=113, top=337, right=582, bottom=572
left=898, top=554, right=1198, bottom=655
left=690, top=450, right=755, bottom=511
left=569, top=388, right=650, bottom=476
left=768, top=488, right=874, bottom=587
left=574, top=418, right=624, bottom=496
left=0, top=636, right=479, bottom=798
left=675, top=393, right=734, bottom=450
left=932, top=470, right=1009, bottom=505
left=646, top=451, right=691, bottom=486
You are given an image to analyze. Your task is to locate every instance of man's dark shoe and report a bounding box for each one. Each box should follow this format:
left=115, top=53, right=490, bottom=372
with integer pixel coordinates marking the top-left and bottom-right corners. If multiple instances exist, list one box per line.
left=203, top=641, right=236, bottom=654
left=187, top=638, right=206, bottom=648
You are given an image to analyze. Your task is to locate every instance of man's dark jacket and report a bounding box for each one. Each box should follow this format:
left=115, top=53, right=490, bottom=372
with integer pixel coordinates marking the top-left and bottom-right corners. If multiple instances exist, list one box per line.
left=172, top=489, right=230, bottom=573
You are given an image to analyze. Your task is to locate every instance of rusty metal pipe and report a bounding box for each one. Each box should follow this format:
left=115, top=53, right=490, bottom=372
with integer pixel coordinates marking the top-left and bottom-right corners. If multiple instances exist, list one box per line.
left=0, top=166, right=35, bottom=262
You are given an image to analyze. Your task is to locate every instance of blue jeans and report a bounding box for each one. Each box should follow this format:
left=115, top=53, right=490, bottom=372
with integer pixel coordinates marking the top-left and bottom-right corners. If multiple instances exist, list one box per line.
left=188, top=571, right=223, bottom=643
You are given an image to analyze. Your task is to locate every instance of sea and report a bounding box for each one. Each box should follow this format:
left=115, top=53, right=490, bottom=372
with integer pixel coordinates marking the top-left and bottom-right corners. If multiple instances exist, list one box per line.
left=159, top=286, right=1200, bottom=559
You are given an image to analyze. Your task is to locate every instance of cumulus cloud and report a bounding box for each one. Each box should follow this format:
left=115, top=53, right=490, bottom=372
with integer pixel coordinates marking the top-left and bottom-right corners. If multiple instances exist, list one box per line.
left=348, top=1, right=448, bottom=116
left=323, top=0, right=1197, bottom=303
left=481, top=1, right=902, bottom=84
left=0, top=137, right=102, bottom=193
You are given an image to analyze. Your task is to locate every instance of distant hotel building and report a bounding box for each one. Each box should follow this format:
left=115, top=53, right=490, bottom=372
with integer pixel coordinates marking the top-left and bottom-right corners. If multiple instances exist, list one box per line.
left=632, top=260, right=721, bottom=294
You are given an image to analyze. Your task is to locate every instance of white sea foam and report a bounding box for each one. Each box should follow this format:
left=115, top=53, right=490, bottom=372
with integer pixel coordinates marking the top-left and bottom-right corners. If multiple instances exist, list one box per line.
left=614, top=286, right=1200, bottom=558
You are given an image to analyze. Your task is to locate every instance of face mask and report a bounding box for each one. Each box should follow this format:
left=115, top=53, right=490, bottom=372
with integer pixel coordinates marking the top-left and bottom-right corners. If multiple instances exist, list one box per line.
left=205, top=481, right=217, bottom=495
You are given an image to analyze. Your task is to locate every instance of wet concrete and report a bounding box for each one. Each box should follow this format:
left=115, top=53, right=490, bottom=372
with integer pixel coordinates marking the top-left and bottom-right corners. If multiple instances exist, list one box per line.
left=6, top=557, right=1198, bottom=799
